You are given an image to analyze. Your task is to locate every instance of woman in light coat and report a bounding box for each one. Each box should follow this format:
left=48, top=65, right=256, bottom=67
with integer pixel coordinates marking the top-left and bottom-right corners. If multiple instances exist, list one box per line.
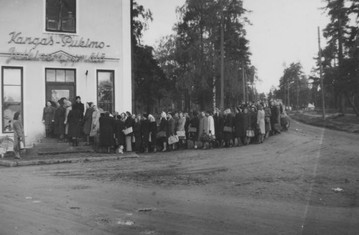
left=257, top=105, right=266, bottom=144
left=13, top=111, right=24, bottom=159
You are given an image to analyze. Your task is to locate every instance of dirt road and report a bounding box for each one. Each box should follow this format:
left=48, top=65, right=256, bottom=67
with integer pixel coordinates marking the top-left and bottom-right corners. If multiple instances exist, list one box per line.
left=1, top=120, right=358, bottom=235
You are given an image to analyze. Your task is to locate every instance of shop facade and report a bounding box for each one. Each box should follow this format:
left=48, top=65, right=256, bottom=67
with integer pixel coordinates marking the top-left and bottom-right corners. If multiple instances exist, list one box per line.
left=0, top=0, right=132, bottom=147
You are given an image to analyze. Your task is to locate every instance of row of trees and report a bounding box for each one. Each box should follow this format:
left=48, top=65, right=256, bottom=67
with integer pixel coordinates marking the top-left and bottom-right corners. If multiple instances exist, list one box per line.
left=272, top=0, right=359, bottom=115
left=132, top=0, right=257, bottom=113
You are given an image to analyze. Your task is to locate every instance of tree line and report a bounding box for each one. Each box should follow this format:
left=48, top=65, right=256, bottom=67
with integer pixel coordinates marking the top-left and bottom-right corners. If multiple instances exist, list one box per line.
left=272, top=0, right=359, bottom=116
left=131, top=0, right=256, bottom=114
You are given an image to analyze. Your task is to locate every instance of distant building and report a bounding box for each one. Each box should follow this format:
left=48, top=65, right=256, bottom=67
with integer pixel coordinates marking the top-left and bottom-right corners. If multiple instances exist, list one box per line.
left=0, top=0, right=132, bottom=146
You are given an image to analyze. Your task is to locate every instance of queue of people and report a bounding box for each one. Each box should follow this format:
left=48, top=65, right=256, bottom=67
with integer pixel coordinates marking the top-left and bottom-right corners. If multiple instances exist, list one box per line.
left=40, top=96, right=287, bottom=154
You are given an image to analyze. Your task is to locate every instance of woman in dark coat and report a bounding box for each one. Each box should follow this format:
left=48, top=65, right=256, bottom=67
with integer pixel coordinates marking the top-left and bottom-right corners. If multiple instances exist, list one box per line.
left=42, top=100, right=56, bottom=137
left=188, top=111, right=199, bottom=149
left=67, top=108, right=83, bottom=146
left=240, top=107, right=252, bottom=145
left=233, top=108, right=242, bottom=147
left=223, top=109, right=234, bottom=147
left=214, top=110, right=224, bottom=148
left=53, top=99, right=66, bottom=141
left=141, top=114, right=150, bottom=153
left=115, top=113, right=126, bottom=154
left=124, top=112, right=134, bottom=152
left=148, top=114, right=157, bottom=152
left=99, top=112, right=115, bottom=152
left=133, top=115, right=143, bottom=153
left=83, top=102, right=94, bottom=145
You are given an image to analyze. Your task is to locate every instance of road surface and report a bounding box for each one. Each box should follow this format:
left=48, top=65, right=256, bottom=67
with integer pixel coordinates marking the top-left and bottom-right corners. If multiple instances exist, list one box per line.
left=0, top=119, right=358, bottom=235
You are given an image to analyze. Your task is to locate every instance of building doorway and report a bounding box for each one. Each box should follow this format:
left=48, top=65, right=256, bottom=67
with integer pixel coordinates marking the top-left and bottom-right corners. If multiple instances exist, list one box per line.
left=45, top=68, right=76, bottom=104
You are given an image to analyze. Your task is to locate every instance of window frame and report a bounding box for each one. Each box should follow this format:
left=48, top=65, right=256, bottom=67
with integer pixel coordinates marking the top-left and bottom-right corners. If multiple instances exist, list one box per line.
left=2, top=66, right=24, bottom=134
left=45, top=68, right=76, bottom=103
left=97, top=70, right=115, bottom=113
left=45, top=0, right=77, bottom=34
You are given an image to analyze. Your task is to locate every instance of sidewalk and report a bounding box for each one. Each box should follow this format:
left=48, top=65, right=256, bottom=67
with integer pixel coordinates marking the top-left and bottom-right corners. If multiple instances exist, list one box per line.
left=0, top=138, right=139, bottom=167
left=289, top=111, right=359, bottom=133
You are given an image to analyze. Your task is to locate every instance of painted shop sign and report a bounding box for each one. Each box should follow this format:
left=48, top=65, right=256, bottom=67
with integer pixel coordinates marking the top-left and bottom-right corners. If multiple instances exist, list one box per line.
left=6, top=47, right=105, bottom=64
left=8, top=31, right=110, bottom=49
left=3, top=31, right=114, bottom=64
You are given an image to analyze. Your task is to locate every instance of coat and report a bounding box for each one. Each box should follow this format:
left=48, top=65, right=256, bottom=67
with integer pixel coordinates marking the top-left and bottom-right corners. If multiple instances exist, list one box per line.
left=234, top=113, right=242, bottom=138
left=223, top=114, right=234, bottom=141
left=68, top=109, right=83, bottom=138
left=13, top=120, right=24, bottom=152
left=90, top=109, right=101, bottom=137
left=42, top=106, right=55, bottom=129
left=214, top=114, right=224, bottom=141
left=54, top=106, right=66, bottom=136
left=99, top=114, right=115, bottom=147
left=83, top=107, right=94, bottom=135
left=115, top=119, right=125, bottom=146
left=257, top=110, right=265, bottom=134
left=189, top=116, right=199, bottom=140
left=167, top=117, right=176, bottom=137
left=240, top=113, right=252, bottom=138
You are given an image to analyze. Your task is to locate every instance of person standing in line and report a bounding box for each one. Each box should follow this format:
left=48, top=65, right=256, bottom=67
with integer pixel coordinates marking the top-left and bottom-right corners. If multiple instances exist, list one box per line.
left=264, top=102, right=272, bottom=138
left=176, top=112, right=186, bottom=149
left=124, top=111, right=134, bottom=152
left=188, top=111, right=199, bottom=149
left=83, top=102, right=94, bottom=145
left=223, top=109, right=234, bottom=147
left=141, top=113, right=150, bottom=153
left=257, top=104, right=266, bottom=144
left=167, top=112, right=176, bottom=151
left=148, top=114, right=157, bottom=152
left=233, top=107, right=242, bottom=147
left=13, top=111, right=24, bottom=159
left=157, top=111, right=168, bottom=152
left=133, top=114, right=143, bottom=153
left=42, top=100, right=56, bottom=137
left=67, top=103, right=83, bottom=146
left=99, top=112, right=115, bottom=153
left=53, top=99, right=66, bottom=141
left=214, top=109, right=224, bottom=148
left=114, top=113, right=126, bottom=154
left=63, top=100, right=72, bottom=142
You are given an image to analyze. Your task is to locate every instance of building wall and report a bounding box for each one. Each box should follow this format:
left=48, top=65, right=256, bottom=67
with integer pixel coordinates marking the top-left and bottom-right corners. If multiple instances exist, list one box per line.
left=0, top=0, right=132, bottom=146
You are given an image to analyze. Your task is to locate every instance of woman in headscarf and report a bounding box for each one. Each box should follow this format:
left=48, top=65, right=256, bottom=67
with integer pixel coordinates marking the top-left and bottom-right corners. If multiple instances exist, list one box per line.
left=53, top=98, right=66, bottom=141
left=124, top=111, right=134, bottom=152
left=157, top=111, right=168, bottom=152
left=42, top=100, right=56, bottom=137
left=13, top=111, right=24, bottom=159
left=148, top=114, right=157, bottom=152
left=67, top=102, right=83, bottom=146
left=63, top=100, right=72, bottom=142
left=188, top=111, right=200, bottom=149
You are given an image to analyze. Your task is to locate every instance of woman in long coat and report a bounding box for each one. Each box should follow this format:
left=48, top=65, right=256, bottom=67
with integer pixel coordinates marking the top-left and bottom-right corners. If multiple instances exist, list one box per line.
left=114, top=113, right=126, bottom=153
left=99, top=112, right=115, bottom=152
left=83, top=102, right=94, bottom=145
left=67, top=107, right=83, bottom=146
left=157, top=111, right=168, bottom=151
left=223, top=109, right=234, bottom=147
left=13, top=111, right=24, bottom=159
left=53, top=100, right=66, bottom=141
left=233, top=107, right=242, bottom=147
left=214, top=110, right=224, bottom=148
left=188, top=111, right=199, bottom=149
left=264, top=103, right=272, bottom=138
left=148, top=114, right=157, bottom=152
left=124, top=112, right=134, bottom=152
left=42, top=100, right=56, bottom=137
left=257, top=105, right=266, bottom=144
left=240, top=107, right=252, bottom=145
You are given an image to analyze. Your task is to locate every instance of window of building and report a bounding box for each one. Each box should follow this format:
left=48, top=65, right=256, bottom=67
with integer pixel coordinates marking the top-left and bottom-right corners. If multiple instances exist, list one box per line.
left=46, top=68, right=75, bottom=83
left=97, top=70, right=114, bottom=113
left=2, top=67, right=23, bottom=133
left=46, top=0, right=76, bottom=33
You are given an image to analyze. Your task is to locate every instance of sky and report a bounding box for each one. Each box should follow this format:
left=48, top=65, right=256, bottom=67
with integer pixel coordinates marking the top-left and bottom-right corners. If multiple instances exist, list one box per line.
left=136, top=0, right=329, bottom=93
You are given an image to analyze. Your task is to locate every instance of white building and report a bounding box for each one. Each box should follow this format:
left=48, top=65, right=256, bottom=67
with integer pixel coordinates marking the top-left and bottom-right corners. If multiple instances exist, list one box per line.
left=0, top=0, right=132, bottom=147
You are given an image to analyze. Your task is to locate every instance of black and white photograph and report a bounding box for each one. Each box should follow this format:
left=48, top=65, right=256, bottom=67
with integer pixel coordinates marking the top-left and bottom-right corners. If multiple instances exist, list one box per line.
left=0, top=0, right=358, bottom=234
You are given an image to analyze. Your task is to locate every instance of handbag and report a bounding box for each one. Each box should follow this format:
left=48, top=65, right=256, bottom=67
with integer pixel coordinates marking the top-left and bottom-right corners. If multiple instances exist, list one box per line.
left=246, top=129, right=255, bottom=137
left=168, top=135, right=179, bottom=145
left=188, top=127, right=197, bottom=133
left=176, top=130, right=186, bottom=137
left=223, top=126, right=233, bottom=132
left=123, top=127, right=133, bottom=135
left=19, top=141, right=25, bottom=150
left=156, top=131, right=166, bottom=138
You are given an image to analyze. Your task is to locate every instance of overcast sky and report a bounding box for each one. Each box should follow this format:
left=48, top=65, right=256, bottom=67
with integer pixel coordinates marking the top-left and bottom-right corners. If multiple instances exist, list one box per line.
left=136, top=0, right=329, bottom=93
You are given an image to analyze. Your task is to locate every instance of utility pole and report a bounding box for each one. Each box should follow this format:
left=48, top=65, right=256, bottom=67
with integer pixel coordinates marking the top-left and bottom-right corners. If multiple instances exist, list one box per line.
left=220, top=0, right=225, bottom=110
left=318, top=26, right=326, bottom=119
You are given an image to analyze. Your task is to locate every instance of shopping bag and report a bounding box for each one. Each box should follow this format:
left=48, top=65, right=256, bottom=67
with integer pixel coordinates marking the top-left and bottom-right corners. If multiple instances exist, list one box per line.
left=223, top=126, right=233, bottom=132
left=20, top=141, right=25, bottom=150
left=123, top=127, right=133, bottom=135
left=176, top=130, right=186, bottom=137
left=246, top=129, right=255, bottom=137
left=168, top=135, right=179, bottom=145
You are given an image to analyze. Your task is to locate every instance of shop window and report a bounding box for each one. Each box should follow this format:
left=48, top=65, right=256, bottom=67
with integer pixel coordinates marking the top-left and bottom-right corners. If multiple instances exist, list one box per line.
left=2, top=67, right=23, bottom=133
left=46, top=0, right=76, bottom=33
left=46, top=68, right=75, bottom=83
left=97, top=70, right=114, bottom=113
